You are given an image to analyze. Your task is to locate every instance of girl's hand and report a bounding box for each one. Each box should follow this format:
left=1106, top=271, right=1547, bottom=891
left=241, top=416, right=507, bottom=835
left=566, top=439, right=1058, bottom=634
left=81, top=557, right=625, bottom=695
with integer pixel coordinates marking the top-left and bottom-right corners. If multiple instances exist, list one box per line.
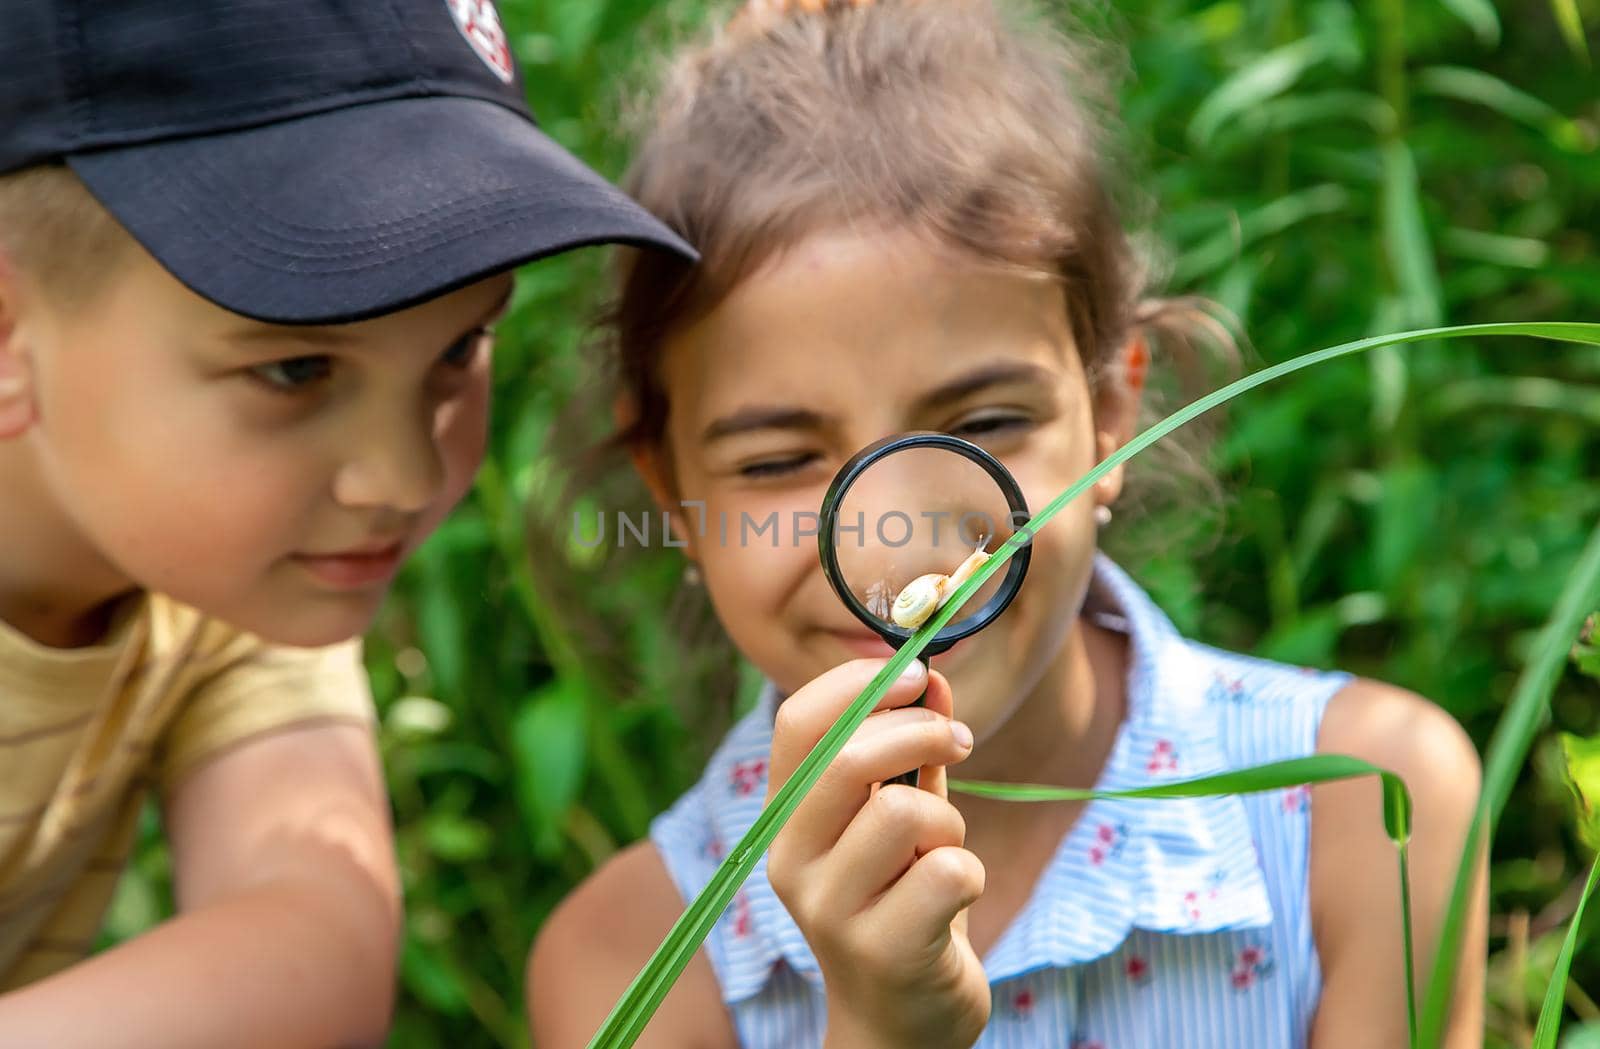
left=765, top=659, right=989, bottom=1049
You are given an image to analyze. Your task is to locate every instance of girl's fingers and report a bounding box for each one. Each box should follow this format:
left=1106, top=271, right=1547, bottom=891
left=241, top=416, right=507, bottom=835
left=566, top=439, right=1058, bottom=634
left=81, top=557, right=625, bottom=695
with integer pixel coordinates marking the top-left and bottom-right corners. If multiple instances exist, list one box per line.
left=772, top=701, right=971, bottom=871
left=867, top=845, right=987, bottom=951
left=819, top=784, right=968, bottom=904
left=765, top=659, right=944, bottom=801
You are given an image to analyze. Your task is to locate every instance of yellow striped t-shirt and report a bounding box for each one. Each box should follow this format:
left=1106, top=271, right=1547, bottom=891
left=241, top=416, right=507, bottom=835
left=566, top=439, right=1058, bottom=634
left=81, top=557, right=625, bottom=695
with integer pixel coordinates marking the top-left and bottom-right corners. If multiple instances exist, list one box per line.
left=0, top=592, right=374, bottom=990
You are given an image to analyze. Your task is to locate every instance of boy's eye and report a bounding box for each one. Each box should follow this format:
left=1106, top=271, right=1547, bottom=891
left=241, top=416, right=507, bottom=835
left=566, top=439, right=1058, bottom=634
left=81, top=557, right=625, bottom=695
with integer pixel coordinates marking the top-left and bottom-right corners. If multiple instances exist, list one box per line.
left=250, top=355, right=333, bottom=393
left=441, top=328, right=494, bottom=370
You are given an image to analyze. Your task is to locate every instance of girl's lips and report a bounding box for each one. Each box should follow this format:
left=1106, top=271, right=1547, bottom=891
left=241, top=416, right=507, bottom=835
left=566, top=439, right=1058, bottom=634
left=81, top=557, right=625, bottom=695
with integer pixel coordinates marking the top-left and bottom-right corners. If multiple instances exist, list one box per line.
left=831, top=631, right=897, bottom=659
left=293, top=542, right=405, bottom=590
left=826, top=629, right=978, bottom=664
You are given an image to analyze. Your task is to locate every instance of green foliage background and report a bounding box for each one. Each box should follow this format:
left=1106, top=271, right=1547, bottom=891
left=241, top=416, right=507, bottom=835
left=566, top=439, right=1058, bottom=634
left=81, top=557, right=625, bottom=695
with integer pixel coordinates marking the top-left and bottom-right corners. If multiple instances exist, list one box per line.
left=103, top=0, right=1600, bottom=1046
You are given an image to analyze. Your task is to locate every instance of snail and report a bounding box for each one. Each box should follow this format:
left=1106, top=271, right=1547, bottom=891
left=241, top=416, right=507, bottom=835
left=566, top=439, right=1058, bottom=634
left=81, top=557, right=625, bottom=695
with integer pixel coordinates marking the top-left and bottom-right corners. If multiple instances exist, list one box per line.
left=888, top=538, right=992, bottom=629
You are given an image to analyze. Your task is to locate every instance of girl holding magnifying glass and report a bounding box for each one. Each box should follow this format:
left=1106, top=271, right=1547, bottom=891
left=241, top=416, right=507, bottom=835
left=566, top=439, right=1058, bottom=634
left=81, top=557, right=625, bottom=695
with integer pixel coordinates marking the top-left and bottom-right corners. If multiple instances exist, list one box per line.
left=529, top=2, right=1486, bottom=1047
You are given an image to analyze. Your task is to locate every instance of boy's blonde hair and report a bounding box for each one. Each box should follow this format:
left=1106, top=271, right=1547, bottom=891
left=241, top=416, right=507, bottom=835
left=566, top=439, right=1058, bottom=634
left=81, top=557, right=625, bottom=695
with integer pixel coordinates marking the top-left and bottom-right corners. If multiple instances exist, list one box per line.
left=0, top=165, right=131, bottom=305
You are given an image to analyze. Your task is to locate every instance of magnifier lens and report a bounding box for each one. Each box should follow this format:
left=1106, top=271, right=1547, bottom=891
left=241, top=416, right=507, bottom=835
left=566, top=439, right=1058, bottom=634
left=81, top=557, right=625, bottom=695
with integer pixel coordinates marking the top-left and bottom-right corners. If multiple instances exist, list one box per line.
left=831, top=446, right=1017, bottom=634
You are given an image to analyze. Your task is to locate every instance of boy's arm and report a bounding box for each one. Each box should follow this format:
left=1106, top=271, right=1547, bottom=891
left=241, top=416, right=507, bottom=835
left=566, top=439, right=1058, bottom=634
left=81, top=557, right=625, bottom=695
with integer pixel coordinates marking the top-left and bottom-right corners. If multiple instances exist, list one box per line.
left=0, top=720, right=400, bottom=1049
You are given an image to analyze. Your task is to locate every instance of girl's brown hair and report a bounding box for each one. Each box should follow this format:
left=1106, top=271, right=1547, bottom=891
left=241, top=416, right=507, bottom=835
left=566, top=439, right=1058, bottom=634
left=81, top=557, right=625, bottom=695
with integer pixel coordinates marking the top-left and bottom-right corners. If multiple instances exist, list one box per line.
left=607, top=0, right=1236, bottom=464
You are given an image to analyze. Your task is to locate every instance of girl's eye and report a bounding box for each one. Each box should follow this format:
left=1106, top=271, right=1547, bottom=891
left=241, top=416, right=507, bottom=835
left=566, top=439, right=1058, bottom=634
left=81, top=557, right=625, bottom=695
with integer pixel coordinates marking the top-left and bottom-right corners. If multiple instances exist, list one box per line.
left=250, top=355, right=333, bottom=393
left=739, top=453, right=817, bottom=480
left=950, top=412, right=1032, bottom=439
left=441, top=328, right=493, bottom=370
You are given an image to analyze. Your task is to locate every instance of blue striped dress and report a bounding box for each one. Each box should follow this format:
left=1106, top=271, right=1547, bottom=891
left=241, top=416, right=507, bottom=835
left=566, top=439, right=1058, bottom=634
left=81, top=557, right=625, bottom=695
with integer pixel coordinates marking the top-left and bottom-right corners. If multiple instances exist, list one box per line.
left=650, top=554, right=1352, bottom=1048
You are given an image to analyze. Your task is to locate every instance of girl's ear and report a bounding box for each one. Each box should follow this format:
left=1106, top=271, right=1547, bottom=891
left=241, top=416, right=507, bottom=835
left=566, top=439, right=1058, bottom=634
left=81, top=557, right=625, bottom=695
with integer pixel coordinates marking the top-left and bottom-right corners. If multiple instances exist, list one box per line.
left=615, top=394, right=700, bottom=559
left=0, top=254, right=39, bottom=439
left=1091, top=333, right=1148, bottom=509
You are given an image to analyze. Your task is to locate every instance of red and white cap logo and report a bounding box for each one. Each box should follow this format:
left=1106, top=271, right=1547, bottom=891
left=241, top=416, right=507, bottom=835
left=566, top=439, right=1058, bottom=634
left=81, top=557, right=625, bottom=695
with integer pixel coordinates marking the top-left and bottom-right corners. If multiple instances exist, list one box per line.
left=445, top=0, right=515, bottom=84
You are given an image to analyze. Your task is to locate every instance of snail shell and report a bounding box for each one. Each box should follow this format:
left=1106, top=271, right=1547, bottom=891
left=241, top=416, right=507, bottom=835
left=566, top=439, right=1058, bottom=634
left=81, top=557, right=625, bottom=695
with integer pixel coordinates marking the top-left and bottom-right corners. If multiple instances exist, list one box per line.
left=890, top=573, right=948, bottom=628
left=886, top=540, right=995, bottom=629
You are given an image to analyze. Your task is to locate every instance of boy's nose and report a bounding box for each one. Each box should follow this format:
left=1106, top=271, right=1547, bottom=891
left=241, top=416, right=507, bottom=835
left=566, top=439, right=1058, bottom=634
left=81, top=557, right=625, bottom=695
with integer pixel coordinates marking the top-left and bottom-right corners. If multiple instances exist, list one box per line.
left=332, top=407, right=448, bottom=515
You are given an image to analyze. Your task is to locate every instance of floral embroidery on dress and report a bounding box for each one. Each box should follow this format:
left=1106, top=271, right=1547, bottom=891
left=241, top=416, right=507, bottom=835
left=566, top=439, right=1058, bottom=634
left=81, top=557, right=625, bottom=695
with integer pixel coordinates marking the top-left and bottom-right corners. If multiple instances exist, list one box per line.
left=1205, top=671, right=1246, bottom=704
left=730, top=892, right=754, bottom=938
left=1229, top=942, right=1273, bottom=990
left=1011, top=987, right=1035, bottom=1019
left=1088, top=821, right=1129, bottom=866
left=1282, top=783, right=1312, bottom=814
left=1124, top=954, right=1153, bottom=985
left=1181, top=869, right=1228, bottom=923
left=1145, top=738, right=1180, bottom=774
left=730, top=758, right=767, bottom=796
left=702, top=832, right=724, bottom=862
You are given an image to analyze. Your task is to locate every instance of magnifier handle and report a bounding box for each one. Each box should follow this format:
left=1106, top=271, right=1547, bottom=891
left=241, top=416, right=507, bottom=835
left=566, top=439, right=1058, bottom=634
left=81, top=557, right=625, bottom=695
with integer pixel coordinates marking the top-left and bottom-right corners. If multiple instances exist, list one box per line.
left=882, top=675, right=928, bottom=790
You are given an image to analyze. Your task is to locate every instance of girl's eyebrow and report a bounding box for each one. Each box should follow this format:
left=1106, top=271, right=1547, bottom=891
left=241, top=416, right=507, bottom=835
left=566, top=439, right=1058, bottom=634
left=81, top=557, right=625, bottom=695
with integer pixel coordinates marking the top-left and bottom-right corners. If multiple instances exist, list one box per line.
left=911, top=361, right=1057, bottom=413
left=701, top=406, right=829, bottom=444
left=701, top=362, right=1057, bottom=443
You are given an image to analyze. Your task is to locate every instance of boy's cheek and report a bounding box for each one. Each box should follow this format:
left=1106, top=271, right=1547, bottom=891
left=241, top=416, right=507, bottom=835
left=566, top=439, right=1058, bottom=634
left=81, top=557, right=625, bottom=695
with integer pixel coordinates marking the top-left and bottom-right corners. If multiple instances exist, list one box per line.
left=410, top=388, right=491, bottom=539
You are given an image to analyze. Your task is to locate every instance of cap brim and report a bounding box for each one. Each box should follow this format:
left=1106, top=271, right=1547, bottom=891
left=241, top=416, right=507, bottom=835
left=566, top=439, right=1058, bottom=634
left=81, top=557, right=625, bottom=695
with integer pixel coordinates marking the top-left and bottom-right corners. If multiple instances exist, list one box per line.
left=68, top=96, right=695, bottom=325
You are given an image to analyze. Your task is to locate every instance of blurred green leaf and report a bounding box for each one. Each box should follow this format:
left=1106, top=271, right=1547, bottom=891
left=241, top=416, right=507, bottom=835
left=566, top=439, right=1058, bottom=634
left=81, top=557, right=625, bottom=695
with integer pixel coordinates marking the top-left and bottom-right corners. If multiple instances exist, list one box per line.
left=1173, top=184, right=1350, bottom=285
left=424, top=815, right=496, bottom=862
left=1441, top=0, right=1501, bottom=46
left=1549, top=0, right=1592, bottom=65
left=1577, top=616, right=1600, bottom=679
left=513, top=677, right=590, bottom=859
left=401, top=937, right=471, bottom=1015
left=1533, top=856, right=1600, bottom=1048
left=1187, top=37, right=1336, bottom=147
left=1416, top=66, right=1586, bottom=150
left=1562, top=1021, right=1600, bottom=1049
left=1380, top=142, right=1443, bottom=328
left=1562, top=731, right=1600, bottom=851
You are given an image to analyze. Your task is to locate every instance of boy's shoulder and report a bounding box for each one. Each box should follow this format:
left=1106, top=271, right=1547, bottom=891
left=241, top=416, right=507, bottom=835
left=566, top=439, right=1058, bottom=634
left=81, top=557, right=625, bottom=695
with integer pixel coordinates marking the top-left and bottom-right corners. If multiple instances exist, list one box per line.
left=529, top=840, right=734, bottom=1049
left=133, top=593, right=374, bottom=792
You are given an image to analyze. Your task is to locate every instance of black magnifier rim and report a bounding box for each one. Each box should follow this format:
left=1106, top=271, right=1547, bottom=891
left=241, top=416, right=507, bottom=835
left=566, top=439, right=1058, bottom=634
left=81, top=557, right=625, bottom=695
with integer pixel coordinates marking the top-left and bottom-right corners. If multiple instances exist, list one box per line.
left=817, top=432, right=1033, bottom=655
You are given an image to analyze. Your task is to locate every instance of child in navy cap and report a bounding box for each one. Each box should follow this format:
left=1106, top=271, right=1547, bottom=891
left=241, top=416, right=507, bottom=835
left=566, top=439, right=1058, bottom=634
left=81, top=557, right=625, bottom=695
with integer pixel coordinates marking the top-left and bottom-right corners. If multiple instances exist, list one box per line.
left=0, top=1, right=691, bottom=1043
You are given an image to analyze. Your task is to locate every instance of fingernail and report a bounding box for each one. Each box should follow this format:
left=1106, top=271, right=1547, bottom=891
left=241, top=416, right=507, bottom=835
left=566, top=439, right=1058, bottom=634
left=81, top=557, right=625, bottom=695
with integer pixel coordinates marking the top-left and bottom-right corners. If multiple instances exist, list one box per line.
left=951, top=721, right=973, bottom=750
left=898, top=660, right=927, bottom=683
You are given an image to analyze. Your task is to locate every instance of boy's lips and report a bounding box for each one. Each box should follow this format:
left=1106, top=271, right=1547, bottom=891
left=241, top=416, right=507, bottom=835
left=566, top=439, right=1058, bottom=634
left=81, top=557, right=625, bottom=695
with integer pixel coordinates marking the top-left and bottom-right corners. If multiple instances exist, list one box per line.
left=292, top=540, right=406, bottom=590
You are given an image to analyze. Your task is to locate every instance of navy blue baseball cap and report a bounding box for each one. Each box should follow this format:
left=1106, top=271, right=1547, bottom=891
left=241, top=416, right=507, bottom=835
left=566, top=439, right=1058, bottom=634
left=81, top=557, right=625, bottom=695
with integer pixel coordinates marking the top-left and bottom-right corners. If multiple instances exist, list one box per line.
left=0, top=0, right=696, bottom=324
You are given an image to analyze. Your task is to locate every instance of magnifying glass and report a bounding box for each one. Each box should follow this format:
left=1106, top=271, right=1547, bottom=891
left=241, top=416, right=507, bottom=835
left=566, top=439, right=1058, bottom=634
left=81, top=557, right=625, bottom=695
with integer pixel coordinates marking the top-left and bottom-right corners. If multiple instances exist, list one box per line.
left=817, top=432, right=1033, bottom=787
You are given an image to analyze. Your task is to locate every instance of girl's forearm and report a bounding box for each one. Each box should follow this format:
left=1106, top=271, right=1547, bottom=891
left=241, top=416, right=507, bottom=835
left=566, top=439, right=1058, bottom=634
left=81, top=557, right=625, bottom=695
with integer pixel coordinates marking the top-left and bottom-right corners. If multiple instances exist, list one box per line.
left=0, top=877, right=397, bottom=1049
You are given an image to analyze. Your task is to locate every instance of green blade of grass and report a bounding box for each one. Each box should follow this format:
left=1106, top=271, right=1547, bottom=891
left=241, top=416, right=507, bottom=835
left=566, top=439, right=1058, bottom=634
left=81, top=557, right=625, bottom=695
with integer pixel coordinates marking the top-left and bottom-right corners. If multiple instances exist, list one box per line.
left=1417, top=516, right=1600, bottom=1048
left=1549, top=0, right=1591, bottom=65
left=1532, top=854, right=1600, bottom=1049
left=1187, top=37, right=1332, bottom=148
left=951, top=755, right=1416, bottom=1044
left=587, top=321, right=1600, bottom=1049
left=1440, top=0, right=1501, bottom=46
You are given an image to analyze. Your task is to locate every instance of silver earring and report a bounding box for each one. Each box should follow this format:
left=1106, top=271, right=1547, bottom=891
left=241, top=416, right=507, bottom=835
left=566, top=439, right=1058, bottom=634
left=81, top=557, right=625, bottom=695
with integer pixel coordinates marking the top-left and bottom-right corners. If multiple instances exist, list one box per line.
left=1094, top=505, right=1113, bottom=527
left=683, top=563, right=702, bottom=586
